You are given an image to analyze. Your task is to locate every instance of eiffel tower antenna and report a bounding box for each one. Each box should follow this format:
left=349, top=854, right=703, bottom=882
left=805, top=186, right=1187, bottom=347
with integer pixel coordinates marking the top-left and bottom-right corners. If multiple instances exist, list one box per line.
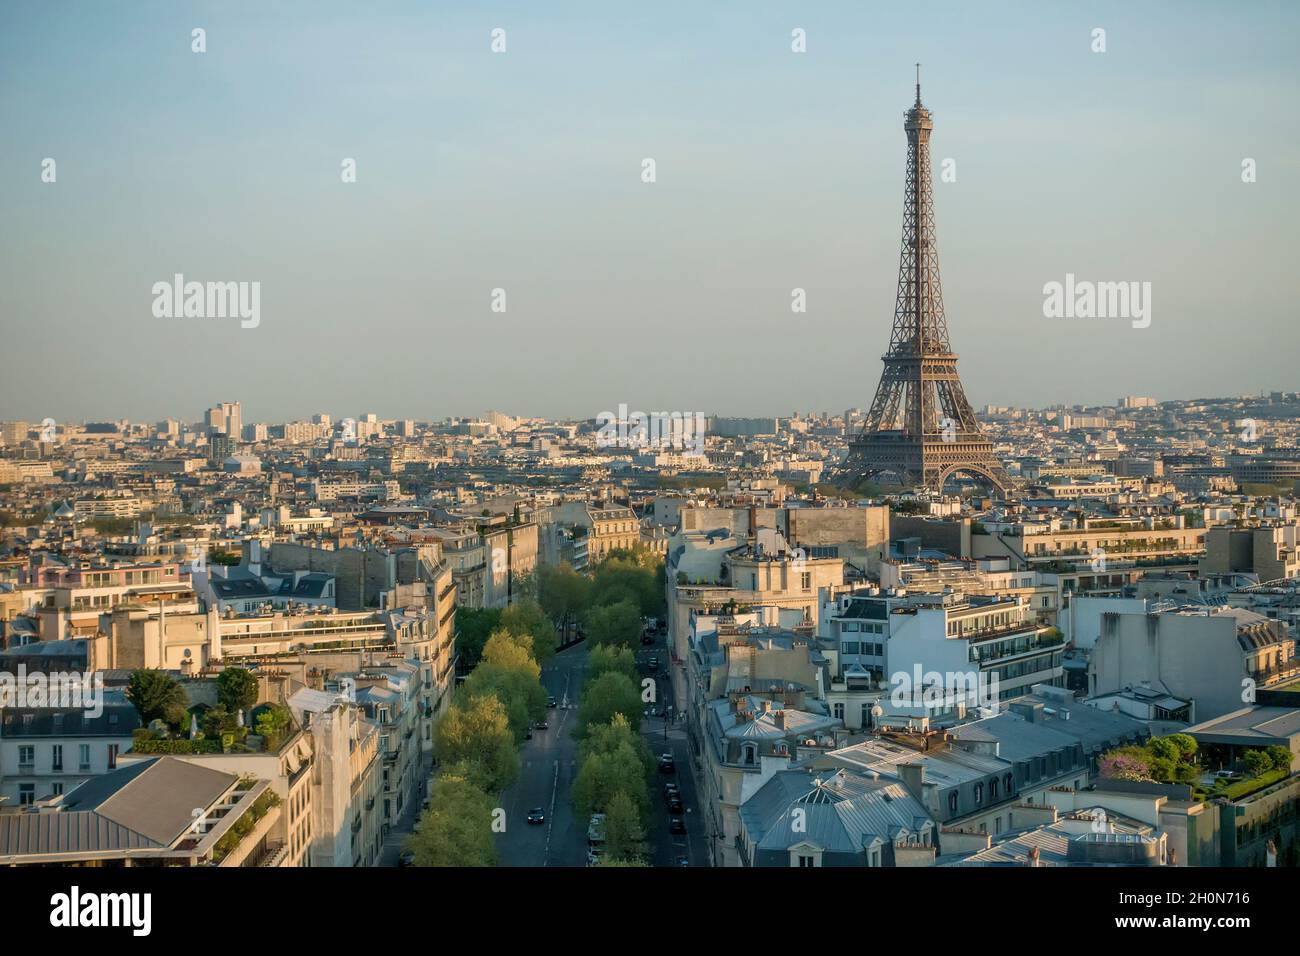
left=839, top=75, right=1012, bottom=497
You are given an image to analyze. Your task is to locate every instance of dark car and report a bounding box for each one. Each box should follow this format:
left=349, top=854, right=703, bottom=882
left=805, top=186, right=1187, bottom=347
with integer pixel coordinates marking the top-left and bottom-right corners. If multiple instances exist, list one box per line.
left=669, top=816, right=686, bottom=835
left=640, top=632, right=655, bottom=645
left=535, top=718, right=549, bottom=730
left=524, top=727, right=533, bottom=740
left=675, top=855, right=691, bottom=867
left=547, top=696, right=557, bottom=708
left=527, top=807, right=546, bottom=825
left=663, top=782, right=680, bottom=797
left=647, top=657, right=660, bottom=672
left=658, top=754, right=675, bottom=774
left=398, top=850, right=416, bottom=867
left=667, top=796, right=684, bottom=814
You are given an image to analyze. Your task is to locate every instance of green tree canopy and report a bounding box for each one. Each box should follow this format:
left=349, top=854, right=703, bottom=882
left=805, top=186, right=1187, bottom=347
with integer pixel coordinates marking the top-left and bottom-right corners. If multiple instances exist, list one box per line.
left=584, top=599, right=643, bottom=648
left=499, top=599, right=558, bottom=663
left=1265, top=745, right=1293, bottom=773
left=577, top=671, right=643, bottom=738
left=602, top=789, right=647, bottom=864
left=592, top=555, right=665, bottom=617
left=580, top=713, right=654, bottom=774
left=1243, top=749, right=1273, bottom=778
left=455, top=607, right=503, bottom=670
left=126, top=670, right=188, bottom=727
left=572, top=730, right=650, bottom=819
left=432, top=694, right=520, bottom=792
left=215, top=667, right=258, bottom=714
left=405, top=770, right=498, bottom=866
left=587, top=644, right=638, bottom=683
left=537, top=563, right=592, bottom=627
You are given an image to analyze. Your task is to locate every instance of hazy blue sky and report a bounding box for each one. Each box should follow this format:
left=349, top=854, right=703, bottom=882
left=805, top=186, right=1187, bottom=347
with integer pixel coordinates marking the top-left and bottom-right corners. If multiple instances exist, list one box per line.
left=2, top=1, right=1297, bottom=425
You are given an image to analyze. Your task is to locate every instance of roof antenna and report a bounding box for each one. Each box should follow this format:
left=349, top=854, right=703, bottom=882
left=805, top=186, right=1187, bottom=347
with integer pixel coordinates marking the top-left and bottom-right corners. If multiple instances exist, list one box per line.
left=915, top=62, right=922, bottom=105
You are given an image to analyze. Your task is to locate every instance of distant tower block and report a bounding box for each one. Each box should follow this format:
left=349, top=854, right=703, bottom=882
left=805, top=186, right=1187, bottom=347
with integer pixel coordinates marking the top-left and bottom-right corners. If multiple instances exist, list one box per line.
left=841, top=70, right=1011, bottom=496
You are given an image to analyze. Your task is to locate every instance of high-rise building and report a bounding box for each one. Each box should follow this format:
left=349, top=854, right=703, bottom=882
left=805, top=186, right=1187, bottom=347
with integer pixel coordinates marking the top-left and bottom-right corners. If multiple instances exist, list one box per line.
left=219, top=401, right=242, bottom=441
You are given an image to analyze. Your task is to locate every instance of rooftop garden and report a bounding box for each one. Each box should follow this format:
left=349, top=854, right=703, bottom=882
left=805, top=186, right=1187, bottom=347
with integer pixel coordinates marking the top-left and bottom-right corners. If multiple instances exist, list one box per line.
left=1100, top=732, right=1294, bottom=802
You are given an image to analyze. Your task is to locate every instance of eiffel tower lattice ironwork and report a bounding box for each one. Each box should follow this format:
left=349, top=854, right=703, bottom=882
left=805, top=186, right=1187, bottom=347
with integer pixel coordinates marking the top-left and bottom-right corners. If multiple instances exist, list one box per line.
left=842, top=69, right=1011, bottom=497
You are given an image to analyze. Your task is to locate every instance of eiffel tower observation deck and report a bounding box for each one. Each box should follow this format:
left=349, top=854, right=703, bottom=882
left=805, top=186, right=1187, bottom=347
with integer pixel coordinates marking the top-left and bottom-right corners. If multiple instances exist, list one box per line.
left=841, top=69, right=1012, bottom=497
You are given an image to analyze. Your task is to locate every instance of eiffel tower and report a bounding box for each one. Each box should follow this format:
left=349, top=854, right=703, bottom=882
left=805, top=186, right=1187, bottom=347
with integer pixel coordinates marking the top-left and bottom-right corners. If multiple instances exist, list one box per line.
left=841, top=69, right=1012, bottom=497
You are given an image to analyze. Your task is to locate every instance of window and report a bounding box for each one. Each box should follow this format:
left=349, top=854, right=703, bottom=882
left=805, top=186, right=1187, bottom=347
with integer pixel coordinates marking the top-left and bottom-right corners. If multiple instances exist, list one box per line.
left=19, top=784, right=35, bottom=806
left=974, top=782, right=984, bottom=805
left=51, top=744, right=63, bottom=773
left=107, top=744, right=119, bottom=770
left=800, top=572, right=811, bottom=591
left=79, top=744, right=91, bottom=772
left=18, top=745, right=34, bottom=770
left=832, top=703, right=844, bottom=720
left=742, top=744, right=757, bottom=766
left=52, top=782, right=64, bottom=796
left=797, top=855, right=815, bottom=867
left=948, top=792, right=958, bottom=813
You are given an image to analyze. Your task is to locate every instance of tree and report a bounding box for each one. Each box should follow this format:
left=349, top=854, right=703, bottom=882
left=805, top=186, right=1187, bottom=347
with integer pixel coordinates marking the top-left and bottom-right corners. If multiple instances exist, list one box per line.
left=584, top=599, right=642, bottom=648
left=405, top=770, right=498, bottom=866
left=460, top=629, right=548, bottom=741
left=499, top=599, right=557, bottom=663
left=577, top=671, right=643, bottom=737
left=580, top=713, right=654, bottom=775
left=603, top=790, right=647, bottom=864
left=216, top=668, right=258, bottom=715
left=587, top=644, right=638, bottom=683
left=1243, top=748, right=1272, bottom=778
left=254, top=704, right=292, bottom=750
left=572, top=733, right=650, bottom=819
left=1265, top=745, right=1293, bottom=773
left=592, top=555, right=664, bottom=616
left=455, top=607, right=503, bottom=670
left=537, top=563, right=592, bottom=633
left=126, top=670, right=188, bottom=727
left=432, top=694, right=519, bottom=792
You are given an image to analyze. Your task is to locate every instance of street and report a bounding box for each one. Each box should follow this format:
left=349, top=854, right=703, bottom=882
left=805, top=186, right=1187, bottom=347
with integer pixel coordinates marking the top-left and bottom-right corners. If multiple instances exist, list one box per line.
left=494, top=631, right=709, bottom=867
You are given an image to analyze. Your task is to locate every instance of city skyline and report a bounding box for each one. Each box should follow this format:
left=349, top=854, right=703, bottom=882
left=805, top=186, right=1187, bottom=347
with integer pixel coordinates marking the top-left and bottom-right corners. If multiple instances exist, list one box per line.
left=3, top=1, right=1298, bottom=423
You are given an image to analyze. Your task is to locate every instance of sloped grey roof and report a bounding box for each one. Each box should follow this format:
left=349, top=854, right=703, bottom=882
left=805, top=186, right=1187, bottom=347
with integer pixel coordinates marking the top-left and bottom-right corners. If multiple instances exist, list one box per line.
left=741, top=768, right=934, bottom=854
left=0, top=757, right=237, bottom=860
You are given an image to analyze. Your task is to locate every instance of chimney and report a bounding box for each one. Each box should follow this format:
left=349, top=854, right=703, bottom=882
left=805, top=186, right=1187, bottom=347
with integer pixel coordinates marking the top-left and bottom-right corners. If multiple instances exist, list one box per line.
left=899, top=762, right=925, bottom=803
left=773, top=710, right=786, bottom=730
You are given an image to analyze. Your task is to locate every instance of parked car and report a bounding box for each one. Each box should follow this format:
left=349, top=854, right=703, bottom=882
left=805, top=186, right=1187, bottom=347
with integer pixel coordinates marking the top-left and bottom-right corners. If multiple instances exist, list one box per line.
left=669, top=816, right=686, bottom=834
left=398, top=850, right=416, bottom=867
left=647, top=657, right=659, bottom=672
left=667, top=795, right=684, bottom=814
left=675, top=855, right=691, bottom=867
left=663, top=782, right=680, bottom=797
left=658, top=753, right=675, bottom=774
left=527, top=807, right=546, bottom=825
left=641, top=632, right=655, bottom=645
left=535, top=718, right=549, bottom=730
left=547, top=696, right=557, bottom=708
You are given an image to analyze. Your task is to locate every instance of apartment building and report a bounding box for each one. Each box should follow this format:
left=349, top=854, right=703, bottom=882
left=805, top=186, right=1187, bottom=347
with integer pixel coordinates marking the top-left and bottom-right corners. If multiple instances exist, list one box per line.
left=0, top=691, right=140, bottom=807
left=287, top=687, right=383, bottom=867
left=1090, top=605, right=1298, bottom=721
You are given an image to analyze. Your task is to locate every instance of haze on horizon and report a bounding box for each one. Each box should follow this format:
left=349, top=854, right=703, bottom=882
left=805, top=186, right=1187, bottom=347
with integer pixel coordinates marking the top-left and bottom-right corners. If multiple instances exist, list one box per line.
left=2, top=0, right=1297, bottom=426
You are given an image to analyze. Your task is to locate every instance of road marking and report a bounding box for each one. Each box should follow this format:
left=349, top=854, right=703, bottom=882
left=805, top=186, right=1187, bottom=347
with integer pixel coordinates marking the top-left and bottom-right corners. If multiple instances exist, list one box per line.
left=543, top=759, right=559, bottom=867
